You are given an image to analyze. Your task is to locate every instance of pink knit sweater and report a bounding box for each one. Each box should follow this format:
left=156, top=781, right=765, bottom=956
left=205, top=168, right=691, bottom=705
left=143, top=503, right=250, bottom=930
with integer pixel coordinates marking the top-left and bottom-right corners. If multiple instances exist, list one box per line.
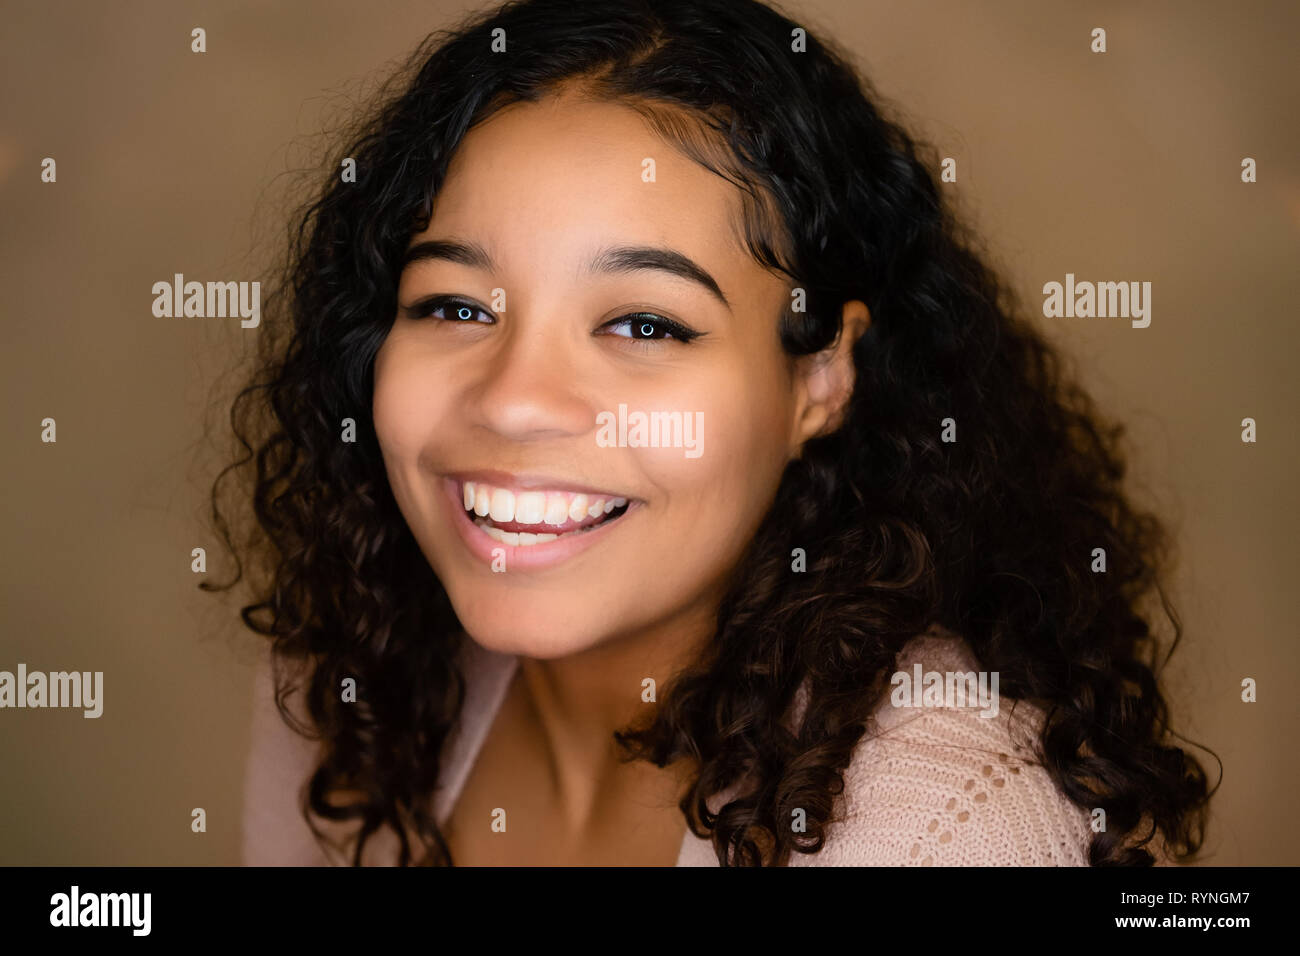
left=242, top=628, right=1098, bottom=865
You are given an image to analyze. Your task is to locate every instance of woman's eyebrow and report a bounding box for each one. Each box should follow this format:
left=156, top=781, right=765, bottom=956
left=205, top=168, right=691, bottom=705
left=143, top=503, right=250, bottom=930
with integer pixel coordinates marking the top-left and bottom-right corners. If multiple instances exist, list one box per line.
left=401, top=238, right=731, bottom=312
left=587, top=245, right=731, bottom=312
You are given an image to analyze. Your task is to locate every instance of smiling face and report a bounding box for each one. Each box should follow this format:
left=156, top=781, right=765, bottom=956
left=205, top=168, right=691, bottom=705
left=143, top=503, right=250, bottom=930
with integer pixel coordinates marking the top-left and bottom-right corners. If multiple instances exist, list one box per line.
left=373, top=89, right=851, bottom=660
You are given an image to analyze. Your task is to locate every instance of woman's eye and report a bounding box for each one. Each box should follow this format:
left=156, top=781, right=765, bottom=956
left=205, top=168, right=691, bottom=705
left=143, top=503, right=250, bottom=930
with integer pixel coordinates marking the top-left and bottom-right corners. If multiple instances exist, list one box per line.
left=402, top=295, right=494, bottom=324
left=601, top=313, right=702, bottom=343
left=399, top=298, right=702, bottom=344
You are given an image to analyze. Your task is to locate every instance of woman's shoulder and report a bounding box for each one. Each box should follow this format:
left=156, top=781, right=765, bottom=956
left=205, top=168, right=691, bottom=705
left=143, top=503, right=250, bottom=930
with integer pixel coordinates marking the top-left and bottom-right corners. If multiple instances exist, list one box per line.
left=788, top=627, right=1094, bottom=866
left=240, top=638, right=511, bottom=866
left=241, top=646, right=405, bottom=866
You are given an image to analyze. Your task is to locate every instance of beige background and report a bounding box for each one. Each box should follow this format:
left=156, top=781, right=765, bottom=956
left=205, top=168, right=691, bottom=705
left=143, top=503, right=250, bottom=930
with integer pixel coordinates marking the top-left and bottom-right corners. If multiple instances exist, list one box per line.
left=1, top=0, right=1296, bottom=864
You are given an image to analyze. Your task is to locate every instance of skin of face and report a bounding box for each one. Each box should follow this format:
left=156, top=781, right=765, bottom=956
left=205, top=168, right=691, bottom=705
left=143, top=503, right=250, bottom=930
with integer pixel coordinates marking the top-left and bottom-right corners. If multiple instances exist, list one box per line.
left=373, top=87, right=868, bottom=666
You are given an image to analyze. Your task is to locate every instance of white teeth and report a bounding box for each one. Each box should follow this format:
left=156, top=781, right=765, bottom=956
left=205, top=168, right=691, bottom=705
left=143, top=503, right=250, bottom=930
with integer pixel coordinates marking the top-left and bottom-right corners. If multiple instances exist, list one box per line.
left=472, top=515, right=615, bottom=547
left=472, top=519, right=572, bottom=547
left=544, top=495, right=569, bottom=526
left=515, top=492, right=546, bottom=525
left=461, top=481, right=633, bottom=544
left=481, top=524, right=519, bottom=547
left=489, top=487, right=515, bottom=522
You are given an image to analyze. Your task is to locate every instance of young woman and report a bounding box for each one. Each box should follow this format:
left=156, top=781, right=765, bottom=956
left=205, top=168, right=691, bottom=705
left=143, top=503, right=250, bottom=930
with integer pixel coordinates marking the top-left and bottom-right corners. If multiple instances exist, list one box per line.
left=213, top=0, right=1214, bottom=866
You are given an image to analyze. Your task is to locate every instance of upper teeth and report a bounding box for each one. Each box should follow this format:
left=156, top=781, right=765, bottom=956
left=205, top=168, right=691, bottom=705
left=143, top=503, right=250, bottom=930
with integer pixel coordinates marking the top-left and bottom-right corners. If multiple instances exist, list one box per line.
left=462, top=481, right=628, bottom=525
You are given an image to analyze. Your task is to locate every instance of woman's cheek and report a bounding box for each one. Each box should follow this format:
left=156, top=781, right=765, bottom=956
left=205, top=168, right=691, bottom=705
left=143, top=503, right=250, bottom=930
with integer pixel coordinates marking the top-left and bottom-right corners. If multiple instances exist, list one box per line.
left=628, top=392, right=781, bottom=563
left=373, top=342, right=454, bottom=458
left=371, top=376, right=408, bottom=465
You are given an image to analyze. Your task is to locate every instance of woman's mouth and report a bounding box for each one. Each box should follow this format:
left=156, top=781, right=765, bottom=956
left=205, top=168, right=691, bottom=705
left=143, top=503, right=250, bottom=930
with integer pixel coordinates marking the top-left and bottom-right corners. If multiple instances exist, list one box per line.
left=461, top=480, right=631, bottom=546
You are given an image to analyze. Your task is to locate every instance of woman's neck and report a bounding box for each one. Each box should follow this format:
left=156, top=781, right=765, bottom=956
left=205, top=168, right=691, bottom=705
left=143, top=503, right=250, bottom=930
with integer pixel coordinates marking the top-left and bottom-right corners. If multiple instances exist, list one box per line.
left=511, top=590, right=719, bottom=833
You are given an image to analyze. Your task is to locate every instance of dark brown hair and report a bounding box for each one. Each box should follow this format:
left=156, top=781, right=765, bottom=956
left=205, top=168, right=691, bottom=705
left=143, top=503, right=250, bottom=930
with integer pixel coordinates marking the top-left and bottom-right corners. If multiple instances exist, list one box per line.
left=206, top=0, right=1216, bottom=865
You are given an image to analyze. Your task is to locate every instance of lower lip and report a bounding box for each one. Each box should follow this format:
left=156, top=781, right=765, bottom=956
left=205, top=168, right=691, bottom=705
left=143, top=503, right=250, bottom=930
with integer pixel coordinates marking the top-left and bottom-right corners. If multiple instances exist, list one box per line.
left=441, top=477, right=638, bottom=571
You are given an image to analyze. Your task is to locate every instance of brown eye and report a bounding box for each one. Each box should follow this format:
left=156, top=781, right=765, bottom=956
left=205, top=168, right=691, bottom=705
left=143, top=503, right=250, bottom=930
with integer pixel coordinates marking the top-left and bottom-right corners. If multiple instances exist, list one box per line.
left=402, top=295, right=494, bottom=323
left=601, top=313, right=702, bottom=343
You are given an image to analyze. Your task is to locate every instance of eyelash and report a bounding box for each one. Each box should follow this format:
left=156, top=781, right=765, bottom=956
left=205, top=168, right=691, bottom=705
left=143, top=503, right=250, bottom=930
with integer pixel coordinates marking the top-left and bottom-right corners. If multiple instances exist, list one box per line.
left=401, top=294, right=704, bottom=345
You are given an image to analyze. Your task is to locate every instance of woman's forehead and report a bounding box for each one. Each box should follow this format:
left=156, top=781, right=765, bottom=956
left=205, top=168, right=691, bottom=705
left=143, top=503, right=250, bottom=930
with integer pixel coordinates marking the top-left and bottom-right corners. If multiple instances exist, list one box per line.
left=427, top=94, right=754, bottom=270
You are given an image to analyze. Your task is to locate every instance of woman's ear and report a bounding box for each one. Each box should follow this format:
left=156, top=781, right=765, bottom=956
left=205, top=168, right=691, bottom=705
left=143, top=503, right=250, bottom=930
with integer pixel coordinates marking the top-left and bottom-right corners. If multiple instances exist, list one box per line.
left=789, top=300, right=870, bottom=452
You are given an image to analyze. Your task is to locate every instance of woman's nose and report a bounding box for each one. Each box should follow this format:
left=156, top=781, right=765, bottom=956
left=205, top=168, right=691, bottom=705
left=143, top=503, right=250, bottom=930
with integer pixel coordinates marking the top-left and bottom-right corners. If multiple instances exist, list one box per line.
left=468, top=321, right=595, bottom=443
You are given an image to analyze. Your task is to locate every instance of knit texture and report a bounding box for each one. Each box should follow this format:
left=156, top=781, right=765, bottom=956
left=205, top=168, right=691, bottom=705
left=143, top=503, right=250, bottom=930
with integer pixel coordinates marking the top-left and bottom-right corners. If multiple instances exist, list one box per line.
left=242, top=629, right=1098, bottom=865
left=793, top=631, right=1091, bottom=865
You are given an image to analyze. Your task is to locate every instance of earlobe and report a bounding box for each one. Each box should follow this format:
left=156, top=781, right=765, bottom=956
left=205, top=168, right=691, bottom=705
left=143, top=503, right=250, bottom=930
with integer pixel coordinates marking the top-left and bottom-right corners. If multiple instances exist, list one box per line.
left=789, top=300, right=871, bottom=451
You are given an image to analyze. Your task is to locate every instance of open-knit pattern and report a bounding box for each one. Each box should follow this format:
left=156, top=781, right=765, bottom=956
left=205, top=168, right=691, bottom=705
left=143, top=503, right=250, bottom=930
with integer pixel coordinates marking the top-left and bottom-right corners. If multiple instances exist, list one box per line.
left=244, top=629, right=1097, bottom=865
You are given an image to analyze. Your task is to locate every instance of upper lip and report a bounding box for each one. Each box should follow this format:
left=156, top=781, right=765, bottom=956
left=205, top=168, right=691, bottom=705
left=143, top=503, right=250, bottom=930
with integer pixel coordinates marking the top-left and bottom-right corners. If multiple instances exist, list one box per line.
left=444, top=469, right=634, bottom=500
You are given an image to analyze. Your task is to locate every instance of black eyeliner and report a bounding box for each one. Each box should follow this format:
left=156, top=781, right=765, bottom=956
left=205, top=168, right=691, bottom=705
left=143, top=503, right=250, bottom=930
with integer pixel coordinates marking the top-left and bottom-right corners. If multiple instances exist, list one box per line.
left=401, top=293, right=490, bottom=321
left=401, top=297, right=704, bottom=343
left=617, top=312, right=706, bottom=343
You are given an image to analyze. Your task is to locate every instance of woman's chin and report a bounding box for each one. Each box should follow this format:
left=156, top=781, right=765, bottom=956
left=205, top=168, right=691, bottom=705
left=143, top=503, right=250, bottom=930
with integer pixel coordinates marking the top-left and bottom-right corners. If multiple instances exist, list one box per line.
left=457, top=613, right=613, bottom=661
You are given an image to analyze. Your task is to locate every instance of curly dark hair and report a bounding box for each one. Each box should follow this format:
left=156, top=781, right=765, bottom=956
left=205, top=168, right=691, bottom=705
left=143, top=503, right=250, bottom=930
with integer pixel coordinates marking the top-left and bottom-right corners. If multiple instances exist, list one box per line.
left=205, top=0, right=1217, bottom=866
